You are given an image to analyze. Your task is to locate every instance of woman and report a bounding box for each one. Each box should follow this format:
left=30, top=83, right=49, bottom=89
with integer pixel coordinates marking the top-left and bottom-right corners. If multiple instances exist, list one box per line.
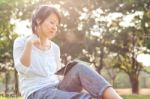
left=13, top=5, right=122, bottom=99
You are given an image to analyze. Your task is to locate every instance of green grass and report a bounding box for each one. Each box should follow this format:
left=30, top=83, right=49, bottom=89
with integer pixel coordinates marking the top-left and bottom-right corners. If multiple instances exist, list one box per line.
left=0, top=96, right=22, bottom=99
left=122, top=95, right=150, bottom=99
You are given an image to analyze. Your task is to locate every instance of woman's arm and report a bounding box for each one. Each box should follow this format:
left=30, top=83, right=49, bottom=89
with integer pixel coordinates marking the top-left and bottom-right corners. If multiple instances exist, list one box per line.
left=20, top=41, right=33, bottom=67
left=13, top=35, right=39, bottom=74
left=20, top=34, right=39, bottom=67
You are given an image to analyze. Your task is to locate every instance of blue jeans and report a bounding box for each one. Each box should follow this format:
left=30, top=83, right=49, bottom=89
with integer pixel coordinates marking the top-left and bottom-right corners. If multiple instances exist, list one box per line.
left=28, top=63, right=111, bottom=99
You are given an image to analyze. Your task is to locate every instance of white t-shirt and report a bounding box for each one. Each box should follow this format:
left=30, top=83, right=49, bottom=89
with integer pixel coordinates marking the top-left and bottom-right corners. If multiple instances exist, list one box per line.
left=13, top=36, right=61, bottom=99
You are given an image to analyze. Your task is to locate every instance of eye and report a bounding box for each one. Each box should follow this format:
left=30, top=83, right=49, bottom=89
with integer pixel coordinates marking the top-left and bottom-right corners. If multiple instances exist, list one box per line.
left=50, top=21, right=54, bottom=25
left=50, top=21, right=59, bottom=27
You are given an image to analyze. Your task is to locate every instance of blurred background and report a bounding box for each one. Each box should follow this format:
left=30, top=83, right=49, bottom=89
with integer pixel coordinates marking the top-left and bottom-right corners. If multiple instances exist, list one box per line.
left=0, top=0, right=150, bottom=98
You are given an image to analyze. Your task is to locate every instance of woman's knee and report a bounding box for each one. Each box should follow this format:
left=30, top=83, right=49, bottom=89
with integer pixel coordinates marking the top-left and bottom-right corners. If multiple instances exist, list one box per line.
left=74, top=63, right=91, bottom=70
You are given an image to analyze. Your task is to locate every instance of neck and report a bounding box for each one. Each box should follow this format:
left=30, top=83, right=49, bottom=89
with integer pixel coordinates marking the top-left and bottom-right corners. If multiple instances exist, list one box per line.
left=39, top=37, right=49, bottom=46
left=38, top=36, right=50, bottom=50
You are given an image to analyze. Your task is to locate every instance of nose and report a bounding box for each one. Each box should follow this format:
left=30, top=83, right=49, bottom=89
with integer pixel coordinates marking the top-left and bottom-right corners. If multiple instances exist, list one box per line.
left=51, top=24, right=57, bottom=31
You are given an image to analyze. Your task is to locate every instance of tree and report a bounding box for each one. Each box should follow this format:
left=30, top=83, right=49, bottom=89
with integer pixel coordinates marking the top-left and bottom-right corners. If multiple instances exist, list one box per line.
left=1, top=0, right=150, bottom=96
left=0, top=0, right=22, bottom=95
left=111, top=28, right=143, bottom=94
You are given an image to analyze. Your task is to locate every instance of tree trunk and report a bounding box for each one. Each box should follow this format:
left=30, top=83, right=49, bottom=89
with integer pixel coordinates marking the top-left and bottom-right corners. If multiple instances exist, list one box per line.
left=97, top=46, right=104, bottom=73
left=129, top=74, right=139, bottom=94
left=130, top=32, right=139, bottom=94
left=112, top=78, right=115, bottom=88
left=14, top=70, right=19, bottom=96
left=4, top=71, right=9, bottom=96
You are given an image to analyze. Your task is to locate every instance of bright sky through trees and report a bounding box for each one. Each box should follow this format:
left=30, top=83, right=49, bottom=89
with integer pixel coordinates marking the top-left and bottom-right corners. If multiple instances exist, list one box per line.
left=12, top=10, right=150, bottom=67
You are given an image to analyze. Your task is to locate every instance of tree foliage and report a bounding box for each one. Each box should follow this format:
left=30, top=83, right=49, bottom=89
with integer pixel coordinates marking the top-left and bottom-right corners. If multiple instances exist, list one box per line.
left=0, top=0, right=150, bottom=95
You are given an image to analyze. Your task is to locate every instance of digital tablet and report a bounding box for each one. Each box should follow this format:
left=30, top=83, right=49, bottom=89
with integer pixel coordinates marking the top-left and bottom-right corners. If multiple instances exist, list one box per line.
left=55, top=61, right=78, bottom=75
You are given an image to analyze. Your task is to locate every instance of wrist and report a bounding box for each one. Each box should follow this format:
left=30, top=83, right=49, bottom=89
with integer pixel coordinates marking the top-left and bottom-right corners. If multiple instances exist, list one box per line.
left=26, top=40, right=34, bottom=46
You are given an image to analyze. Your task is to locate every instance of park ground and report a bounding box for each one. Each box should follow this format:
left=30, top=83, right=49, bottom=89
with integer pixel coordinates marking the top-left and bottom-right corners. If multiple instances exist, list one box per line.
left=116, top=88, right=150, bottom=95
left=0, top=88, right=150, bottom=99
left=116, top=88, right=150, bottom=99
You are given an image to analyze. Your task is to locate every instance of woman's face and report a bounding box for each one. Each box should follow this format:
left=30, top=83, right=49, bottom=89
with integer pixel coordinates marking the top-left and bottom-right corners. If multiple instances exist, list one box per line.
left=38, top=13, right=59, bottom=39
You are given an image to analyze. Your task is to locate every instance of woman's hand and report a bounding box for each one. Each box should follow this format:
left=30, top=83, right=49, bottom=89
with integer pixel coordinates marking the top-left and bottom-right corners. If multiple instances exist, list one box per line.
left=26, top=34, right=39, bottom=44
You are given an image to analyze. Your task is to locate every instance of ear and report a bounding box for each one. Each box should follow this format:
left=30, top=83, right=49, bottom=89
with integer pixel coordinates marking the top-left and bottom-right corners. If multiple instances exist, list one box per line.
left=36, top=19, right=41, bottom=25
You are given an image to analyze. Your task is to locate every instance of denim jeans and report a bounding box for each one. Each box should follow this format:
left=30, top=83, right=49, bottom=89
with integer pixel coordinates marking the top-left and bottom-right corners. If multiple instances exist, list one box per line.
left=28, top=63, right=111, bottom=99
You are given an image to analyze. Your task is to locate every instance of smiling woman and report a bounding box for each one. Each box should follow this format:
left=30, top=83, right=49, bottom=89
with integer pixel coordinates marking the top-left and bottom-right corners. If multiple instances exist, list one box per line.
left=13, top=5, right=122, bottom=99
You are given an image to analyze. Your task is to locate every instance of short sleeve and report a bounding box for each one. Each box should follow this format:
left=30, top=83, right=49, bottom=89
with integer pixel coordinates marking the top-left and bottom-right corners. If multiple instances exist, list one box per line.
left=13, top=37, right=30, bottom=75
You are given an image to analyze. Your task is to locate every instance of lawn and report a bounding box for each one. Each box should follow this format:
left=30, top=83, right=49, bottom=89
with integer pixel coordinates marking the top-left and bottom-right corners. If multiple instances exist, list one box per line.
left=0, top=96, right=22, bottom=99
left=122, top=95, right=150, bottom=99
